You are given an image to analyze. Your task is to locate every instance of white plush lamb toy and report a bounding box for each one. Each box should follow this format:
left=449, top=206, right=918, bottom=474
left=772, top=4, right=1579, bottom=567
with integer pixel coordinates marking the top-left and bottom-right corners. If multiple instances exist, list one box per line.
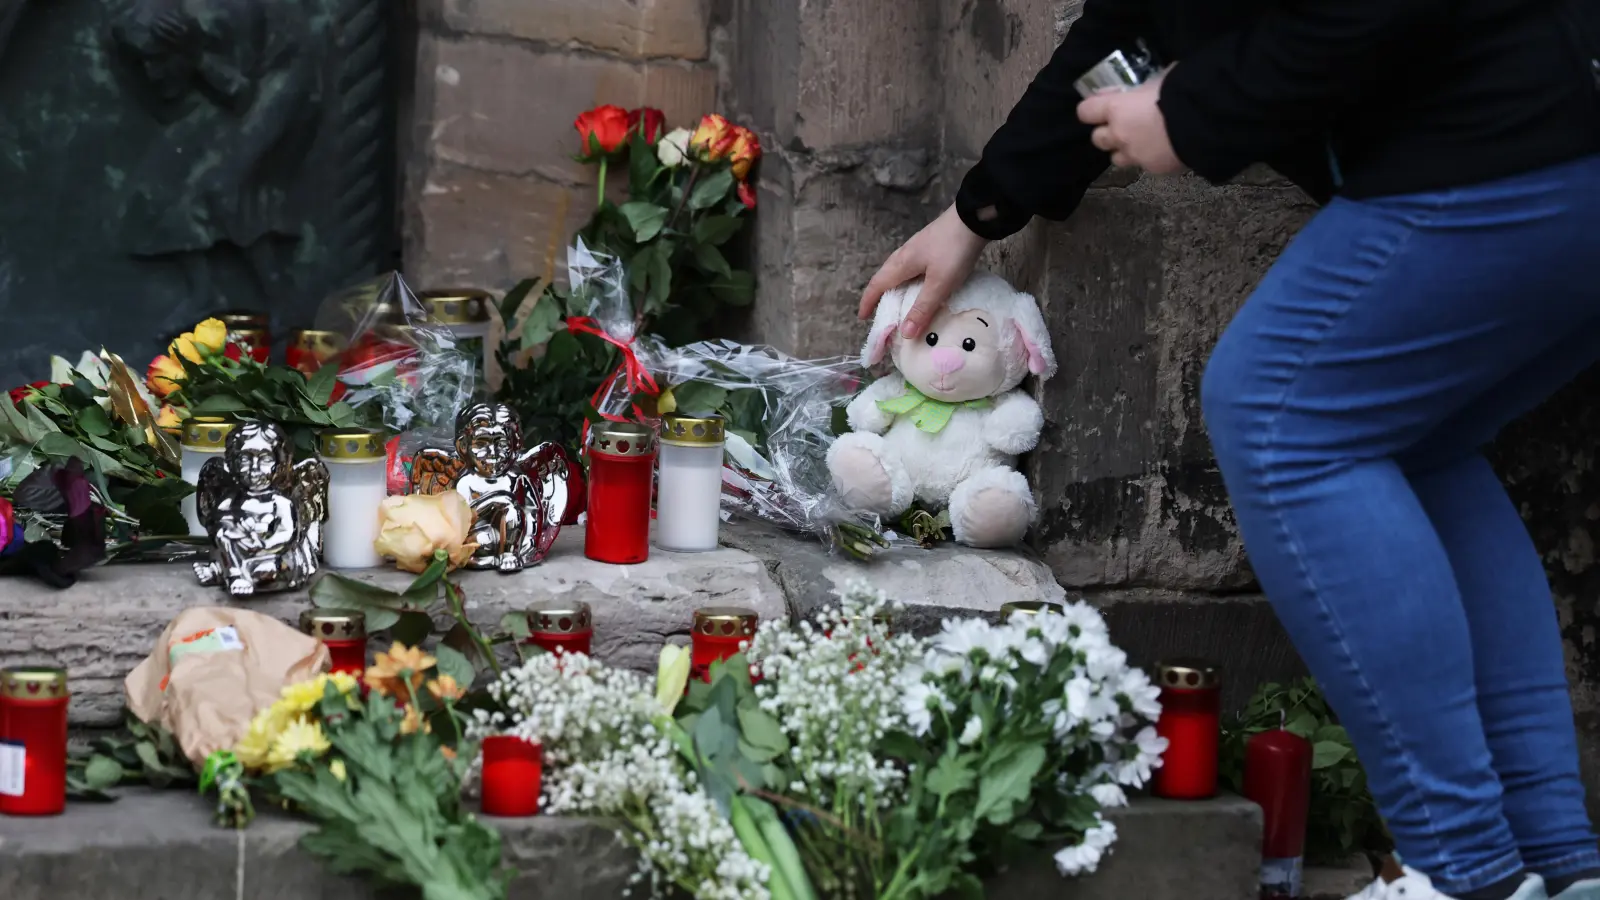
left=826, top=271, right=1056, bottom=548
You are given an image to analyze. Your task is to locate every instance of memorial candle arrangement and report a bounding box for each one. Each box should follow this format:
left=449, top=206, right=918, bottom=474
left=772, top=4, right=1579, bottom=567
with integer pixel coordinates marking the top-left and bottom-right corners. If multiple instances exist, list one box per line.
left=1246, top=724, right=1312, bottom=900
left=300, top=609, right=369, bottom=677
left=691, top=607, right=758, bottom=684
left=286, top=329, right=346, bottom=375
left=0, top=667, right=69, bottom=817
left=318, top=429, right=388, bottom=569
left=218, top=310, right=271, bottom=363
left=655, top=413, right=726, bottom=553
left=584, top=422, right=656, bottom=565
left=524, top=601, right=593, bottom=659
left=479, top=735, right=542, bottom=817
left=1150, top=659, right=1222, bottom=800
left=180, top=416, right=236, bottom=537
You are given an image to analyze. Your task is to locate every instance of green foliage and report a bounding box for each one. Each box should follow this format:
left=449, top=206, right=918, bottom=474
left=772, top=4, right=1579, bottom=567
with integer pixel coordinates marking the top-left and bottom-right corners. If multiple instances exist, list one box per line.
left=170, top=352, right=361, bottom=458
left=272, top=684, right=509, bottom=900
left=492, top=279, right=617, bottom=457
left=67, top=712, right=197, bottom=801
left=1220, top=678, right=1391, bottom=863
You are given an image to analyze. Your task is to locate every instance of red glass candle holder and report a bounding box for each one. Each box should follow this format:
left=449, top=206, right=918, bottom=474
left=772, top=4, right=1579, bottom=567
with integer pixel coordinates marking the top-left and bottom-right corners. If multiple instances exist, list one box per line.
left=1246, top=728, right=1312, bottom=900
left=300, top=609, right=368, bottom=677
left=287, top=329, right=346, bottom=375
left=584, top=423, right=656, bottom=565
left=219, top=311, right=271, bottom=363
left=524, top=601, right=593, bottom=659
left=0, top=667, right=70, bottom=816
left=691, top=607, right=759, bottom=684
left=480, top=735, right=542, bottom=817
left=1150, top=659, right=1221, bottom=800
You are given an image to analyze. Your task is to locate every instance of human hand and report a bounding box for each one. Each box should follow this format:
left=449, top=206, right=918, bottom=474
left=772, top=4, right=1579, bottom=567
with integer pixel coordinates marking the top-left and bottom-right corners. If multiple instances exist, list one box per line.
left=858, top=204, right=988, bottom=339
left=1076, top=71, right=1185, bottom=174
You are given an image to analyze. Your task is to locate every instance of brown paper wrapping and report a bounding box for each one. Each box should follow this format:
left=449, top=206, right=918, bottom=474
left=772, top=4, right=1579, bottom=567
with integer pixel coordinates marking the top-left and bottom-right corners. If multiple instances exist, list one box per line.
left=125, top=607, right=332, bottom=769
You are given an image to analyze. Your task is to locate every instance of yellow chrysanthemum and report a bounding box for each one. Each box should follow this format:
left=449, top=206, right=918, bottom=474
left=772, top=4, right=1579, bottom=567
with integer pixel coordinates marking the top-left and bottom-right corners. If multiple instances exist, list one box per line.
left=265, top=717, right=331, bottom=773
left=426, top=674, right=465, bottom=703
left=235, top=702, right=295, bottom=771
left=329, top=758, right=348, bottom=783
left=279, top=672, right=360, bottom=716
left=365, top=642, right=436, bottom=703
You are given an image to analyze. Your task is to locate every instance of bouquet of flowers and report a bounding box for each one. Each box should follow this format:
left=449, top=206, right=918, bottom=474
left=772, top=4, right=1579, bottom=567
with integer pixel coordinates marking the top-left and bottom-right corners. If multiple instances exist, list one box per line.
left=475, top=581, right=1168, bottom=900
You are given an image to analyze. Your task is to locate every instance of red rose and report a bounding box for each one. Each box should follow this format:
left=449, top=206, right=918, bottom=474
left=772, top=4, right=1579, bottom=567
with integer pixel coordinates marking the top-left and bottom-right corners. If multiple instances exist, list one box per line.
left=574, top=104, right=631, bottom=157
left=628, top=107, right=666, bottom=143
left=738, top=180, right=757, bottom=210
left=7, top=380, right=51, bottom=405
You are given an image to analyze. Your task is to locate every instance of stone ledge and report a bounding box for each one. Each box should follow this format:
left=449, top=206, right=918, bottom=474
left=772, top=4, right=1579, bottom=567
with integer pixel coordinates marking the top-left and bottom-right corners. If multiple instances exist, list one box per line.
left=0, top=789, right=1264, bottom=900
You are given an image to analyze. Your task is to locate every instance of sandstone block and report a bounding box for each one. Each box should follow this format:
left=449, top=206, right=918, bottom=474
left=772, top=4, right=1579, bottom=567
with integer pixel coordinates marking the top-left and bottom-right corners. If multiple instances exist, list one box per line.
left=941, top=0, right=1063, bottom=160
left=0, top=529, right=786, bottom=728
left=793, top=0, right=942, bottom=150
left=415, top=34, right=717, bottom=185
left=437, top=0, right=711, bottom=61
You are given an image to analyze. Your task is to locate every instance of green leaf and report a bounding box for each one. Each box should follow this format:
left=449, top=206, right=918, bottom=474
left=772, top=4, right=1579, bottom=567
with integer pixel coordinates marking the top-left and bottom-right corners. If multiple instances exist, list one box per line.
left=134, top=741, right=163, bottom=774
left=498, top=277, right=540, bottom=324
left=645, top=239, right=674, bottom=314
left=693, top=242, right=732, bottom=277
left=499, top=612, right=531, bottom=641
left=405, top=557, right=449, bottom=595
left=1312, top=741, right=1351, bottom=769
left=519, top=294, right=565, bottom=350
left=619, top=201, right=670, bottom=242
left=692, top=214, right=742, bottom=246
left=191, top=394, right=255, bottom=414
left=434, top=644, right=476, bottom=688
left=84, top=755, right=125, bottom=790
left=76, top=403, right=113, bottom=436
left=737, top=737, right=780, bottom=764
left=690, top=169, right=735, bottom=210
left=308, top=574, right=406, bottom=630
left=926, top=753, right=975, bottom=801
left=305, top=360, right=339, bottom=406
left=35, top=431, right=84, bottom=460
left=628, top=133, right=661, bottom=197
left=975, top=743, right=1046, bottom=824
left=736, top=706, right=789, bottom=755
left=391, top=611, right=435, bottom=649
left=668, top=381, right=727, bottom=415
left=707, top=270, right=756, bottom=307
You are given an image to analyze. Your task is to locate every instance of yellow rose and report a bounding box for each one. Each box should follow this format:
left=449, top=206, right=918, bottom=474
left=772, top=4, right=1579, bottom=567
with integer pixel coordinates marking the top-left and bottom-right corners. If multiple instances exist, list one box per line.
left=689, top=114, right=736, bottom=162
left=373, top=492, right=478, bottom=573
left=169, top=318, right=229, bottom=363
left=154, top=404, right=183, bottom=430
left=728, top=127, right=761, bottom=181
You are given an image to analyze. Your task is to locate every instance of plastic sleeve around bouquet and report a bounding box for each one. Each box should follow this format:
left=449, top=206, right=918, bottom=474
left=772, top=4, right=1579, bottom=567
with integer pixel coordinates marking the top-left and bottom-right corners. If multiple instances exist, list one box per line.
left=310, top=273, right=477, bottom=492
left=647, top=340, right=879, bottom=541
left=562, top=239, right=663, bottom=436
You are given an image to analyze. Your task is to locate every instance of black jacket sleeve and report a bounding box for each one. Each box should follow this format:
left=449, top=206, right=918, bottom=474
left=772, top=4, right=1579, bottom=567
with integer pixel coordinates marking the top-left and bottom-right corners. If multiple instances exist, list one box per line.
left=1159, top=0, right=1447, bottom=185
left=955, top=0, right=1153, bottom=241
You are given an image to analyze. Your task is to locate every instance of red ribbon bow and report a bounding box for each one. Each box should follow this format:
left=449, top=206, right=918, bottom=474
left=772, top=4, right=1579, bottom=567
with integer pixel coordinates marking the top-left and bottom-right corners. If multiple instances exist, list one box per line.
left=566, top=317, right=660, bottom=398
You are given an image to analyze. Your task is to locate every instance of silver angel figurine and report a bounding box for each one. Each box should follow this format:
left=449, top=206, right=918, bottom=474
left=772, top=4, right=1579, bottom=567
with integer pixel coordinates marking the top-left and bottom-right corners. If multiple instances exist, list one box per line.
left=410, top=403, right=570, bottom=572
left=193, top=422, right=330, bottom=596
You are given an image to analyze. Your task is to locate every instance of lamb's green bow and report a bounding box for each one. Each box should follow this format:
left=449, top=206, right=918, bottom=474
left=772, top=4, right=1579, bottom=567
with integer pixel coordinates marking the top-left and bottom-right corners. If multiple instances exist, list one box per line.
left=876, top=384, right=989, bottom=434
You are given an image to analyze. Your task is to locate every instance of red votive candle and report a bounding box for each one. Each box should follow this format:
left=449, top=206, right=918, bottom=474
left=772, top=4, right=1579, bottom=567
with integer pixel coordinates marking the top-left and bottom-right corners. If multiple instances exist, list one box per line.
left=584, top=423, right=656, bottom=565
left=300, top=609, right=368, bottom=677
left=691, top=607, right=759, bottom=684
left=286, top=329, right=346, bottom=375
left=524, top=601, right=593, bottom=659
left=219, top=311, right=271, bottom=363
left=0, top=667, right=70, bottom=816
left=1246, top=726, right=1312, bottom=900
left=480, top=735, right=542, bottom=817
left=1150, top=659, right=1222, bottom=800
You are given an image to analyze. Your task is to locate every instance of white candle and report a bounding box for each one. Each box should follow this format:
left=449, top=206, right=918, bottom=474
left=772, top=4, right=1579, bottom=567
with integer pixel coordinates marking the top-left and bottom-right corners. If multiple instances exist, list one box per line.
left=179, top=418, right=236, bottom=537
left=655, top=413, right=726, bottom=553
left=319, top=429, right=388, bottom=569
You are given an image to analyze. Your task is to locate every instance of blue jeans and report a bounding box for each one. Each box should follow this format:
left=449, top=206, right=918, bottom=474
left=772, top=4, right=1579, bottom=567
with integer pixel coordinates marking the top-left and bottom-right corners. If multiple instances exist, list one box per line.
left=1202, top=153, right=1600, bottom=895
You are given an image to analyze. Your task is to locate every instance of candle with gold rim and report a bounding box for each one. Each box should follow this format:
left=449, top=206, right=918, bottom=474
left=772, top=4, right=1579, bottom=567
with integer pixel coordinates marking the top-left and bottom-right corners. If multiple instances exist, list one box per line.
left=655, top=413, right=726, bottom=553
left=217, top=310, right=271, bottom=363
left=318, top=429, right=388, bottom=568
left=0, top=667, right=69, bottom=816
left=300, top=609, right=368, bottom=676
left=524, top=601, right=593, bottom=659
left=286, top=329, right=347, bottom=374
left=180, top=417, right=236, bottom=536
left=584, top=422, right=655, bottom=565
left=690, top=606, right=758, bottom=684
left=418, top=289, right=493, bottom=374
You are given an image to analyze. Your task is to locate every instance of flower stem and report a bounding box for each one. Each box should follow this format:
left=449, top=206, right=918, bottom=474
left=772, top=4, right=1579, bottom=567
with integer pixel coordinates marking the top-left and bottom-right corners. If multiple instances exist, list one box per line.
left=444, top=580, right=502, bottom=678
left=596, top=158, right=609, bottom=209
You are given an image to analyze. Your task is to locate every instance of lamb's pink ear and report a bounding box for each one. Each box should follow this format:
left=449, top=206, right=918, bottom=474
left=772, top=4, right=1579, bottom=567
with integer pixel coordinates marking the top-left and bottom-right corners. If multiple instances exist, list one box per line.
left=861, top=285, right=909, bottom=367
left=1012, top=311, right=1057, bottom=380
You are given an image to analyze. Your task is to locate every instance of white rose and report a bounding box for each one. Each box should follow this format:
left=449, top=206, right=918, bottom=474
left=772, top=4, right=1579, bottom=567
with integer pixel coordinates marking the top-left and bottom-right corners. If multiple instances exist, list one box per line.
left=657, top=128, right=692, bottom=167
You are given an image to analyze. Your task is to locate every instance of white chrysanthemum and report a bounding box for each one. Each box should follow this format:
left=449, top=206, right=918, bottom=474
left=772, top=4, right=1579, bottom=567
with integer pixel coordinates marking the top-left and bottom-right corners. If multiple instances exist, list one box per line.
left=1054, top=818, right=1118, bottom=876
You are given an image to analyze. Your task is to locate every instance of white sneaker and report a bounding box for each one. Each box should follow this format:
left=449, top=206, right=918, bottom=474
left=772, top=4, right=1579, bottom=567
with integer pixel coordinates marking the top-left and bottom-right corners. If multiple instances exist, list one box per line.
left=1345, top=867, right=1548, bottom=900
left=1551, top=879, right=1600, bottom=900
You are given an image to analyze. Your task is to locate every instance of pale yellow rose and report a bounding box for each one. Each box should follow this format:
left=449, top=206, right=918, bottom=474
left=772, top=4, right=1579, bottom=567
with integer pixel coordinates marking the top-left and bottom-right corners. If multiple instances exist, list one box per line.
left=373, top=492, right=478, bottom=573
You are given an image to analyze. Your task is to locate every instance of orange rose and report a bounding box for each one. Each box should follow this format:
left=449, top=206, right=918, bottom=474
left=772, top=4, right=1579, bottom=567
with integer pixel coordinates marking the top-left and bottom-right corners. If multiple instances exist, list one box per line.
left=574, top=104, right=631, bottom=157
left=728, top=127, right=761, bottom=181
left=738, top=180, right=757, bottom=210
left=146, top=355, right=185, bottom=398
left=689, top=114, right=737, bottom=163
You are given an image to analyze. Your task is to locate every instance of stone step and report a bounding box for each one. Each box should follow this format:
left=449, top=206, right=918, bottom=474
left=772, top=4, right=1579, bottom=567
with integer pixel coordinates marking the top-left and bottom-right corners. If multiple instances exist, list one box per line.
left=0, top=789, right=1266, bottom=900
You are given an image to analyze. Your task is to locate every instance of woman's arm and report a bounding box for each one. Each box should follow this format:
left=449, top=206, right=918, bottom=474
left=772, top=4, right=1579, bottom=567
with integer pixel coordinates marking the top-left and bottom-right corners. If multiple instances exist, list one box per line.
left=956, top=0, right=1154, bottom=241
left=1158, top=0, right=1446, bottom=185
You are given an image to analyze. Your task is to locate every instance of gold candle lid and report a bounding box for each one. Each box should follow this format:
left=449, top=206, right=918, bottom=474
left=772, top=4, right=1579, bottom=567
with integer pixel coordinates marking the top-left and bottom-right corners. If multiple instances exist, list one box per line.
left=299, top=609, right=367, bottom=640
left=1, top=666, right=68, bottom=700
left=419, top=290, right=494, bottom=324
left=589, top=422, right=655, bottom=457
left=318, top=428, right=386, bottom=462
left=527, top=601, right=593, bottom=634
left=217, top=310, right=269, bottom=330
left=290, top=329, right=347, bottom=355
left=1000, top=600, right=1066, bottom=617
left=660, top=413, right=726, bottom=447
left=181, top=416, right=236, bottom=451
left=1154, top=659, right=1221, bottom=691
left=693, top=606, right=758, bottom=638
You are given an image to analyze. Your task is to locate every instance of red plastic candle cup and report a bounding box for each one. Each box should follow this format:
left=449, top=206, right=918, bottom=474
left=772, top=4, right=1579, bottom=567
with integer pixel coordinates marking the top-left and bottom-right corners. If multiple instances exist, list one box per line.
left=0, top=667, right=70, bottom=816
left=286, top=329, right=346, bottom=375
left=1150, top=659, right=1222, bottom=800
left=1246, top=728, right=1312, bottom=900
left=584, top=423, right=656, bottom=565
left=524, top=601, right=593, bottom=659
left=480, top=735, right=542, bottom=817
left=691, top=607, right=759, bottom=684
left=300, top=609, right=369, bottom=677
left=219, top=311, right=271, bottom=363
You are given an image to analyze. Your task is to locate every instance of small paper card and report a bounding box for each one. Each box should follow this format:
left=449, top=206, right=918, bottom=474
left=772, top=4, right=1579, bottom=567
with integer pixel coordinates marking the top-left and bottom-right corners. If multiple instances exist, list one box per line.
left=0, top=739, right=25, bottom=797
